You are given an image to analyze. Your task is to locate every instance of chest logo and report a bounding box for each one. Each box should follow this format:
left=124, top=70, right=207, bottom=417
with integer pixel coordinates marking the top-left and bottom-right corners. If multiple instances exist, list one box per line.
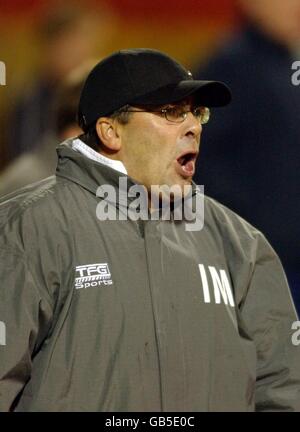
left=75, top=263, right=113, bottom=289
left=198, top=264, right=235, bottom=307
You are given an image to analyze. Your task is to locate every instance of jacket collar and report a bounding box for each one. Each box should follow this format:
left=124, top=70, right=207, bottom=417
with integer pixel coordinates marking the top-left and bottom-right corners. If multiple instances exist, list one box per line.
left=56, top=139, right=136, bottom=196
left=55, top=139, right=201, bottom=217
left=71, top=137, right=128, bottom=175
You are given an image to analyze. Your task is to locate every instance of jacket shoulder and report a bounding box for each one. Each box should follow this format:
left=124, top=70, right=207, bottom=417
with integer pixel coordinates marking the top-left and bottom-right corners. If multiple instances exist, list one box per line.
left=204, top=194, right=266, bottom=246
left=0, top=176, right=73, bottom=245
left=0, top=177, right=56, bottom=223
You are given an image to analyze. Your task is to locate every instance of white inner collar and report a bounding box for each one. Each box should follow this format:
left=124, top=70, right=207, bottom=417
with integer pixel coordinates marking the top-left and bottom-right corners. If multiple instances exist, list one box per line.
left=71, top=138, right=128, bottom=175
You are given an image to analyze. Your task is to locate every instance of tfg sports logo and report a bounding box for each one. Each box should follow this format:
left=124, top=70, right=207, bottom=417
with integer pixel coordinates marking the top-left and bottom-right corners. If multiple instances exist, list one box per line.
left=75, top=263, right=113, bottom=289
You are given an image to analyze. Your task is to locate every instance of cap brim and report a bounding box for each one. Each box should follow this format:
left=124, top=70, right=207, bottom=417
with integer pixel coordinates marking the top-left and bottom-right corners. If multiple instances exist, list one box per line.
left=130, top=80, right=231, bottom=107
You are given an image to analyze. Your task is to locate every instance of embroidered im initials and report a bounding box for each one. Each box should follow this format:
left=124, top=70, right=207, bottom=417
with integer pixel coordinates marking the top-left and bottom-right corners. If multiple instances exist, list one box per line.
left=198, top=264, right=235, bottom=307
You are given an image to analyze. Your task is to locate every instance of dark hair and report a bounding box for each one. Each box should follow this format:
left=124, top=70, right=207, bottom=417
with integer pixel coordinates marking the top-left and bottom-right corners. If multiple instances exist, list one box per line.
left=79, top=105, right=132, bottom=151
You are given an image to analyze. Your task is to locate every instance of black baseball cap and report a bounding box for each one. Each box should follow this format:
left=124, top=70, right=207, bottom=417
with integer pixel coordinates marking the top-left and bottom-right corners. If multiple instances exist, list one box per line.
left=78, top=48, right=231, bottom=131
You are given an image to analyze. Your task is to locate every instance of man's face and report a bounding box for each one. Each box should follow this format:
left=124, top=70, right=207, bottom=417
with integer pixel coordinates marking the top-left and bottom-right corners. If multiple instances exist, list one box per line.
left=117, top=98, right=202, bottom=195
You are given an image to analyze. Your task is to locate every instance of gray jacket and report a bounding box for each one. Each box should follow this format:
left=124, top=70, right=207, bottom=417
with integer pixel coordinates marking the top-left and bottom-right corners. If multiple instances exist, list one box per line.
left=0, top=141, right=299, bottom=411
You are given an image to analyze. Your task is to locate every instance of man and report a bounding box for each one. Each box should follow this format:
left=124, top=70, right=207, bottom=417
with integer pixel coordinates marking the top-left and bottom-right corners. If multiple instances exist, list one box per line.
left=0, top=49, right=299, bottom=412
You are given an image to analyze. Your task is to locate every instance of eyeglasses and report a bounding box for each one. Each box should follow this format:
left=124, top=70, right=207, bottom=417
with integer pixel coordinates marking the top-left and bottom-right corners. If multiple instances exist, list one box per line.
left=121, top=105, right=210, bottom=124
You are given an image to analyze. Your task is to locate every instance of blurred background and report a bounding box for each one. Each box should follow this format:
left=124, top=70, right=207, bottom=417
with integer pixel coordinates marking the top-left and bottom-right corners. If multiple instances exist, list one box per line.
left=0, top=0, right=299, bottom=313
left=0, top=0, right=239, bottom=170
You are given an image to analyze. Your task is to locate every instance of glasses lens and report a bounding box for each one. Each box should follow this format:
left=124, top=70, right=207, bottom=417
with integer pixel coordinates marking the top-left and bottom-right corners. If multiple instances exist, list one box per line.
left=195, top=107, right=210, bottom=124
left=165, top=107, right=185, bottom=123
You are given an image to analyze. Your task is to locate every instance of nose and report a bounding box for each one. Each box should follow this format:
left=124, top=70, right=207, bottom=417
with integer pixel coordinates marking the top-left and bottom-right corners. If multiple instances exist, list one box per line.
left=182, top=111, right=202, bottom=140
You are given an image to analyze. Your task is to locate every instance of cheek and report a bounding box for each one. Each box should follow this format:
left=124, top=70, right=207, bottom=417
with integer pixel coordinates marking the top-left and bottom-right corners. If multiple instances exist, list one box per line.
left=122, top=128, right=148, bottom=161
left=123, top=119, right=178, bottom=170
left=129, top=130, right=162, bottom=162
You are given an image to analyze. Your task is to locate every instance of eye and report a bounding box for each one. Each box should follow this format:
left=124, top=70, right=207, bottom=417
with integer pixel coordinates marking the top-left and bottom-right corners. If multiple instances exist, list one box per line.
left=165, top=106, right=185, bottom=122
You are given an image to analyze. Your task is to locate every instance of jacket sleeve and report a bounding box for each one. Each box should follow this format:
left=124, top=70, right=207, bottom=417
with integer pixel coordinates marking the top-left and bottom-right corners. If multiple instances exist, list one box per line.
left=0, top=247, right=53, bottom=411
left=240, top=232, right=300, bottom=411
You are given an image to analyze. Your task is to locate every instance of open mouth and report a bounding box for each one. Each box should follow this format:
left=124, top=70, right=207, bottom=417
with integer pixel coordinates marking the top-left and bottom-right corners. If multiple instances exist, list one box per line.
left=176, top=151, right=198, bottom=177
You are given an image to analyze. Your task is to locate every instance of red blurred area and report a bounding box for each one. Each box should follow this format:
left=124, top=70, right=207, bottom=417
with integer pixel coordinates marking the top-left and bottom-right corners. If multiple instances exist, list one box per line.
left=0, top=0, right=237, bottom=22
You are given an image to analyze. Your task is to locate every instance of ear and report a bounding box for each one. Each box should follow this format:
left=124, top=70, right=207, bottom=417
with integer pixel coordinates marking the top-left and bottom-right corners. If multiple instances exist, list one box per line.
left=95, top=117, right=122, bottom=151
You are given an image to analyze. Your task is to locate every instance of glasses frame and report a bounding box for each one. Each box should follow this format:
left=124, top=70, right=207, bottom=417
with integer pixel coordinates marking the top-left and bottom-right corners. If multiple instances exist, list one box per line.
left=119, top=105, right=210, bottom=125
